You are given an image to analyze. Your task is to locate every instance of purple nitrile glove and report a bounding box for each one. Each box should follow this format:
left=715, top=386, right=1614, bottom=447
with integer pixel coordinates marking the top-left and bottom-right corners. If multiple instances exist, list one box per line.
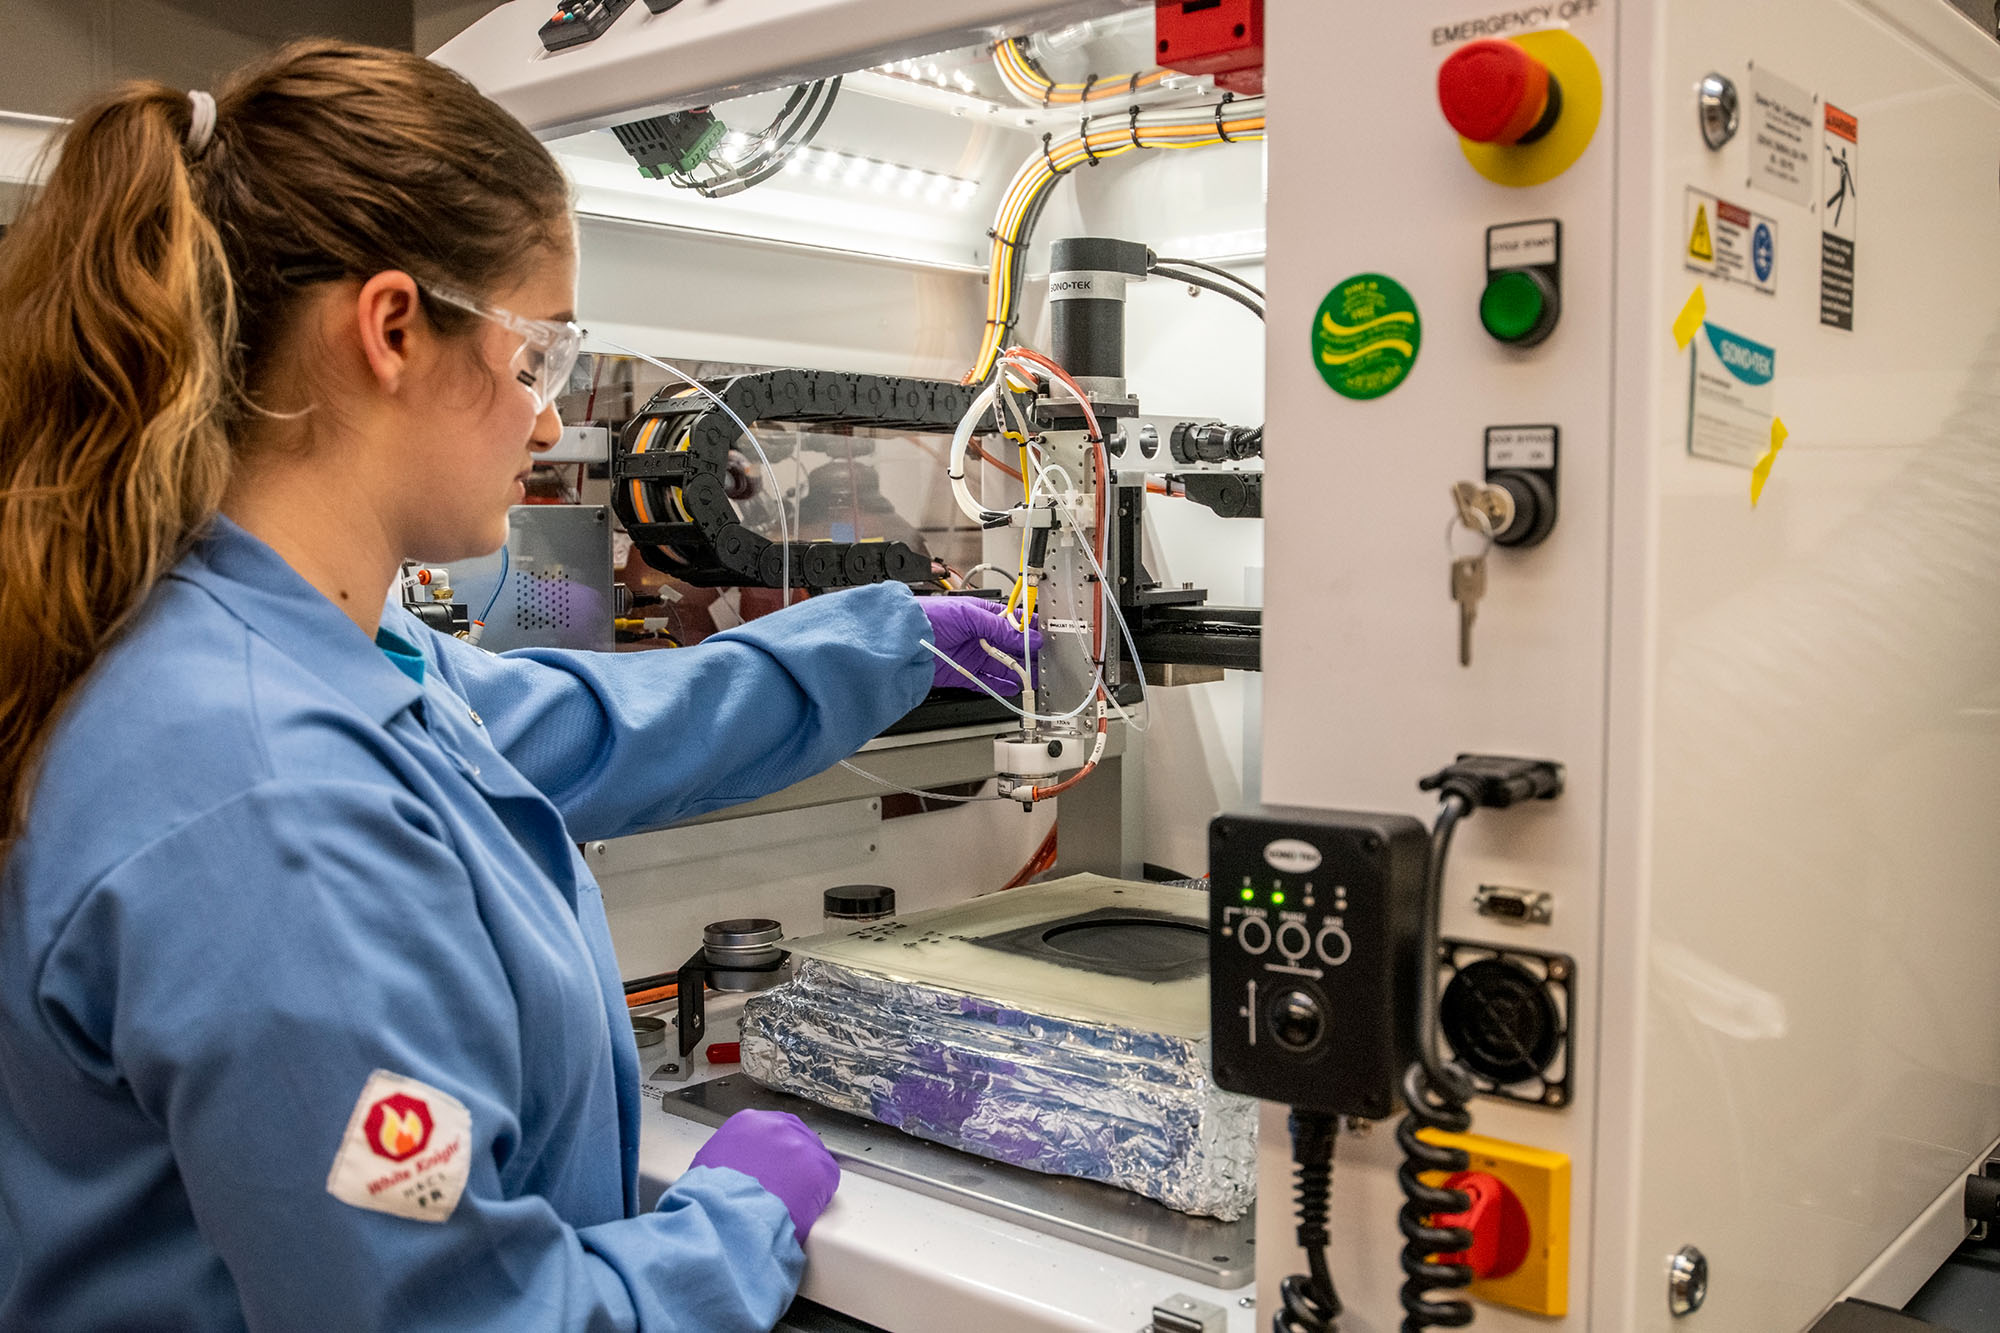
left=920, top=595, right=1044, bottom=695
left=686, top=1109, right=840, bottom=1244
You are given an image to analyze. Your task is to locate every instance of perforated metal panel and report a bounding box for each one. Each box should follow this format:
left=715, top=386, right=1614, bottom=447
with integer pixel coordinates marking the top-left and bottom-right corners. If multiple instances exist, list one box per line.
left=514, top=567, right=575, bottom=634
left=450, top=506, right=614, bottom=653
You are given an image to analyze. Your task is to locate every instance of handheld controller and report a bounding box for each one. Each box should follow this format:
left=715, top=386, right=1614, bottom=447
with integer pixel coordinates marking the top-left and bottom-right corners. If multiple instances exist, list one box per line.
left=1208, top=807, right=1428, bottom=1120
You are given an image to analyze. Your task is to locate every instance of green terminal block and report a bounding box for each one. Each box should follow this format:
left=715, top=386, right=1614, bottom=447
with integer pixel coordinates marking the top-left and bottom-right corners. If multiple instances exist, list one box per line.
left=611, top=109, right=729, bottom=181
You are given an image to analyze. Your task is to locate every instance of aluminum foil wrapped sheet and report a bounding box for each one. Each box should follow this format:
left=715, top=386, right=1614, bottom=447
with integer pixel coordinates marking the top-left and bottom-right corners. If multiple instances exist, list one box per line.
left=737, top=877, right=1258, bottom=1220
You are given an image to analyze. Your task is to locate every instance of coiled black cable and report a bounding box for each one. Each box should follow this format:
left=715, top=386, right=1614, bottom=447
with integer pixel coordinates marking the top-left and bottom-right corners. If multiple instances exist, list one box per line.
left=1397, top=1064, right=1475, bottom=1330
left=1273, top=1111, right=1342, bottom=1333
left=1397, top=789, right=1479, bottom=1332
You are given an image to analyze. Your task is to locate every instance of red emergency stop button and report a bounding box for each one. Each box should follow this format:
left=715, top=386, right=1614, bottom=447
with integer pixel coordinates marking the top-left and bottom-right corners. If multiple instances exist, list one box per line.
left=1438, top=39, right=1562, bottom=145
left=1434, top=1171, right=1532, bottom=1280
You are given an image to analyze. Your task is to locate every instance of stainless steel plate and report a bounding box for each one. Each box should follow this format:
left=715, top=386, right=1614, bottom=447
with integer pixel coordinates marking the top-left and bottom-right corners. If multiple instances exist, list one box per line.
left=657, top=1075, right=1254, bottom=1288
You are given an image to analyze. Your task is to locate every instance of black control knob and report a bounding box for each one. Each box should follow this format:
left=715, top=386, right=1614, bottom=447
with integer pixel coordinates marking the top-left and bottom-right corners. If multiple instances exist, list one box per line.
left=1490, top=469, right=1557, bottom=547
left=1269, top=987, right=1326, bottom=1052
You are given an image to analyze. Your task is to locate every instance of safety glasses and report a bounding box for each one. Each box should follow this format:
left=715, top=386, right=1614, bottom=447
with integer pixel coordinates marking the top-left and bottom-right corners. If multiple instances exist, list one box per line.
left=425, top=284, right=585, bottom=415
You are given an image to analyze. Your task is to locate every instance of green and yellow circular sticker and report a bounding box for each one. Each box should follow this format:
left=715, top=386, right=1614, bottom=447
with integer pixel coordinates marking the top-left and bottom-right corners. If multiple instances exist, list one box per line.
left=1313, top=274, right=1421, bottom=400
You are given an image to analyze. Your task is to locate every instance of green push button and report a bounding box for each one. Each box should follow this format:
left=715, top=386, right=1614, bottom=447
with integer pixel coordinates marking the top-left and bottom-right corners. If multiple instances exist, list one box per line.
left=1480, top=268, right=1559, bottom=347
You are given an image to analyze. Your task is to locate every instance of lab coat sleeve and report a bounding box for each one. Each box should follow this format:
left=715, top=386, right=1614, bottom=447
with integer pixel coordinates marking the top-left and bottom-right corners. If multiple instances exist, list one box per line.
left=418, top=581, right=934, bottom=840
left=37, top=780, right=804, bottom=1333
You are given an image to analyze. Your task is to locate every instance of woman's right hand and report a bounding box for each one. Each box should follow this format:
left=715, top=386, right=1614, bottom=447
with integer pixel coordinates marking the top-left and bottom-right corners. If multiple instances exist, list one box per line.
left=685, top=1109, right=840, bottom=1242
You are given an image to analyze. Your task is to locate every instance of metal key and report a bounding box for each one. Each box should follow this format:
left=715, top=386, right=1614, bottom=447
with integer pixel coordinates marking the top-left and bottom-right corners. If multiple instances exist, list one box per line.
left=1453, top=479, right=1515, bottom=538
left=1451, top=554, right=1486, bottom=667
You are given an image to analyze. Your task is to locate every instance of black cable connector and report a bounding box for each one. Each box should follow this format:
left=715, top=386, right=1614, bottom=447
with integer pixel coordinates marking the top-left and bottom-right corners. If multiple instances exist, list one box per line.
left=1398, top=753, right=1564, bottom=1331
left=1272, top=1110, right=1343, bottom=1333
left=1418, top=754, right=1565, bottom=811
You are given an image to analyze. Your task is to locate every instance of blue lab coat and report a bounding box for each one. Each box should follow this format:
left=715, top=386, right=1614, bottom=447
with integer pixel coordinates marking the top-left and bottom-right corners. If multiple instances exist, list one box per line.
left=0, top=517, right=934, bottom=1331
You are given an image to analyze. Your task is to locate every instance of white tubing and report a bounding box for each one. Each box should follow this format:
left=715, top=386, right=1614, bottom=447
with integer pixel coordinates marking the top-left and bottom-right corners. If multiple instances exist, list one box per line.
left=950, top=378, right=1006, bottom=525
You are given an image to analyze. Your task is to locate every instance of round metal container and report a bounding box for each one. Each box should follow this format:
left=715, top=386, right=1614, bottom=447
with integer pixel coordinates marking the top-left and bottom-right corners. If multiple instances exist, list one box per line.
left=824, top=884, right=896, bottom=926
left=703, top=918, right=788, bottom=992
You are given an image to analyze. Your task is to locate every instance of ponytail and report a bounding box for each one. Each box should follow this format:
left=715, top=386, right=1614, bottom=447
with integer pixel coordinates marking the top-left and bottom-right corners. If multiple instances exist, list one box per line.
left=0, top=41, right=569, bottom=845
left=0, top=84, right=231, bottom=843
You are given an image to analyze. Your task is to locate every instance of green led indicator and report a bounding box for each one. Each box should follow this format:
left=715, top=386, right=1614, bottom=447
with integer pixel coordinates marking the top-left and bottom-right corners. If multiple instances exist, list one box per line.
left=1273, top=891, right=1286, bottom=906
left=1240, top=887, right=1254, bottom=902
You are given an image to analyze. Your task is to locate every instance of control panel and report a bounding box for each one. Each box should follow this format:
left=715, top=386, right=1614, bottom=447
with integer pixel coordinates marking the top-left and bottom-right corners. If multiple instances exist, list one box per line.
left=1208, top=807, right=1427, bottom=1120
left=538, top=0, right=636, bottom=52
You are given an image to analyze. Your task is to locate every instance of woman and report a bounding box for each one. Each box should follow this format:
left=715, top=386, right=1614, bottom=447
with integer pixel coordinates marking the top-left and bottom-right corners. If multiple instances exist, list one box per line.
left=0, top=41, right=1032, bottom=1331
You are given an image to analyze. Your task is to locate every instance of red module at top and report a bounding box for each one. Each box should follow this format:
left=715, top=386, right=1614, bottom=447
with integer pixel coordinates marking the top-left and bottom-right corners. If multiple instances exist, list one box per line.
left=1154, top=0, right=1264, bottom=96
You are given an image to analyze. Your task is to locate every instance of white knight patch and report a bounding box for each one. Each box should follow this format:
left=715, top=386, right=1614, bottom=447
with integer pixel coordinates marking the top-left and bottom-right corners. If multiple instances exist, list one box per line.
left=325, top=1070, right=472, bottom=1223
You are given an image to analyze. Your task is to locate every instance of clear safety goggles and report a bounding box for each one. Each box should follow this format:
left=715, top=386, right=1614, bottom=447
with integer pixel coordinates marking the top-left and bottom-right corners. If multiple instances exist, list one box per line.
left=425, top=284, right=585, bottom=414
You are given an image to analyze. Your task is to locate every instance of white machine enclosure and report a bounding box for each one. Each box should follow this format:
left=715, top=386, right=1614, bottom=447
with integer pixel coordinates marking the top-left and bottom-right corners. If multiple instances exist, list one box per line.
left=425, top=0, right=2000, bottom=1329
left=1265, top=0, right=2000, bottom=1330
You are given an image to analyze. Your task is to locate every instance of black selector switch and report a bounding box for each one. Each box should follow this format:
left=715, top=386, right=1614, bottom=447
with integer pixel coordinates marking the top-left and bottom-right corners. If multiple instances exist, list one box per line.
left=538, top=0, right=636, bottom=52
left=1208, top=807, right=1428, bottom=1120
left=1484, top=424, right=1560, bottom=548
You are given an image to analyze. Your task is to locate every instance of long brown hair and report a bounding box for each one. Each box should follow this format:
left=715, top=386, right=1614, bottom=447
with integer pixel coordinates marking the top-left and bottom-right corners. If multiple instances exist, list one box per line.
left=0, top=41, right=570, bottom=841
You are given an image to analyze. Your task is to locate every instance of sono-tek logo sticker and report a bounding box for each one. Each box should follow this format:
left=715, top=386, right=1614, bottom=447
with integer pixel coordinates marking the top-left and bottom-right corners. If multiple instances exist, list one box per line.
left=327, top=1071, right=472, bottom=1223
left=1262, top=838, right=1322, bottom=874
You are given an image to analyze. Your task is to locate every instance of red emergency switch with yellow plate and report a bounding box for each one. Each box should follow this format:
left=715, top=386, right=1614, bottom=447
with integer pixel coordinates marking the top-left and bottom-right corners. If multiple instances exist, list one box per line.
left=1437, top=38, right=1562, bottom=145
left=1418, top=1128, right=1570, bottom=1317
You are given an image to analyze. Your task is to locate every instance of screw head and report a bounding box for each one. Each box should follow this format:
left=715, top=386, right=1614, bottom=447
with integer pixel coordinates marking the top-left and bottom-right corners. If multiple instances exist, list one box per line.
left=1668, top=1245, right=1709, bottom=1316
left=1697, top=73, right=1740, bottom=150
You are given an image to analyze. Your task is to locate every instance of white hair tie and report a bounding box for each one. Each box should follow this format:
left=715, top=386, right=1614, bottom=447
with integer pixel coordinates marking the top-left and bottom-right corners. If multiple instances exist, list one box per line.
left=185, top=91, right=216, bottom=156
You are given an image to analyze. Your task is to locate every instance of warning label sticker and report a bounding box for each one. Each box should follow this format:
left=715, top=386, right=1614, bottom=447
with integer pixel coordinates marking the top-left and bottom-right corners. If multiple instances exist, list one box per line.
left=1749, top=66, right=1816, bottom=207
left=1684, top=188, right=1777, bottom=294
left=1820, top=102, right=1858, bottom=330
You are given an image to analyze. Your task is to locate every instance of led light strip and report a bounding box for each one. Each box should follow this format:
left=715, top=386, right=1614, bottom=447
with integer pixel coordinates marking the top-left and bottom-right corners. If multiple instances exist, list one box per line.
left=781, top=146, right=979, bottom=207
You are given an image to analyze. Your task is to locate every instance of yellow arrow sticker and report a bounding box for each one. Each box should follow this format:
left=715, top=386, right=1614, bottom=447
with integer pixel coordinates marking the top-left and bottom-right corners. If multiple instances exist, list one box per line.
left=1673, top=286, right=1707, bottom=350
left=1749, top=416, right=1788, bottom=508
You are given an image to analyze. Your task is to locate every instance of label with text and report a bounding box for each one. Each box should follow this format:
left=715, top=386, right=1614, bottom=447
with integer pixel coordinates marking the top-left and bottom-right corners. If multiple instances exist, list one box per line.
left=326, top=1070, right=473, bottom=1224
left=1688, top=323, right=1776, bottom=469
left=1487, top=219, right=1560, bottom=271
left=1684, top=187, right=1777, bottom=294
left=1486, top=425, right=1558, bottom=470
left=1748, top=67, right=1815, bottom=206
left=1429, top=0, right=1603, bottom=45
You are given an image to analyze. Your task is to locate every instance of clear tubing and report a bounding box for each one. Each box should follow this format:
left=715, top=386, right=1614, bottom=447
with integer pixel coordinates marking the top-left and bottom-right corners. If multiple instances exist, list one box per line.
left=1027, top=455, right=1152, bottom=734
left=835, top=759, right=1006, bottom=803
left=599, top=338, right=794, bottom=604
left=922, top=639, right=1105, bottom=725
left=962, top=562, right=1012, bottom=589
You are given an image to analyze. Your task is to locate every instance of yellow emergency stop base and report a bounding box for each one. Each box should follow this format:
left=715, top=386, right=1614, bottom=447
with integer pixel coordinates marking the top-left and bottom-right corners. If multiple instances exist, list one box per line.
left=1457, top=30, right=1602, bottom=188
left=1418, top=1128, right=1572, bottom=1317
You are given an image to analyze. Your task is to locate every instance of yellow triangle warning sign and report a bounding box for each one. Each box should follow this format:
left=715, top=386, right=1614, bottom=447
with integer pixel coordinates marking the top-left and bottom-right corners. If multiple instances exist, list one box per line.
left=1688, top=205, right=1714, bottom=262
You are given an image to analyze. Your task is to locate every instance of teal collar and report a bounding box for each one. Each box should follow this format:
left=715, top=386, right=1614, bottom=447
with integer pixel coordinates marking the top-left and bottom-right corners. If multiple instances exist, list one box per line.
left=374, top=625, right=427, bottom=685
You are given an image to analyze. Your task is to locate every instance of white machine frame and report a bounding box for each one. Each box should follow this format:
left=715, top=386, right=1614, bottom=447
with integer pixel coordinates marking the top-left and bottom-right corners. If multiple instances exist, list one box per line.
left=435, top=2, right=2000, bottom=1328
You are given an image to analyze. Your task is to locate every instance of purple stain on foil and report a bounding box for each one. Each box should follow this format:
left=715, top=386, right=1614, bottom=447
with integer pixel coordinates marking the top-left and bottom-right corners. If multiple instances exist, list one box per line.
left=969, top=1126, right=1050, bottom=1167
left=882, top=1074, right=986, bottom=1133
